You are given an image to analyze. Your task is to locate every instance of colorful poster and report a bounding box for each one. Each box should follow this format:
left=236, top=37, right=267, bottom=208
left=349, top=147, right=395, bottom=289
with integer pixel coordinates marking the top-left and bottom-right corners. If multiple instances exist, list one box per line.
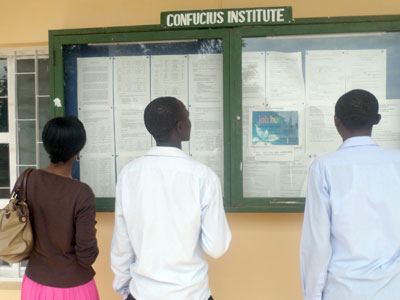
left=250, top=110, right=299, bottom=146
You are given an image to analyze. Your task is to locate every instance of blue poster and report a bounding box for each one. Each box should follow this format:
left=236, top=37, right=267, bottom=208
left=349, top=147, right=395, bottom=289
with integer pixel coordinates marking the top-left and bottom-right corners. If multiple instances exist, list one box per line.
left=251, top=110, right=299, bottom=146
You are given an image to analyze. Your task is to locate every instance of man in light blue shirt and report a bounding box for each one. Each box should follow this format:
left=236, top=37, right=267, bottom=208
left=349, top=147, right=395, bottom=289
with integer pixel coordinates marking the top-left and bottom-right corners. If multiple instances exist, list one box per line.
left=111, top=97, right=231, bottom=300
left=300, top=89, right=400, bottom=300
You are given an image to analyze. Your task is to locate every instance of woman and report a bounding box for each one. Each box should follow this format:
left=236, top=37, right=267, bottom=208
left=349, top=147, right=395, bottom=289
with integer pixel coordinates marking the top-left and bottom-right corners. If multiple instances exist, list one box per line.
left=21, top=116, right=99, bottom=300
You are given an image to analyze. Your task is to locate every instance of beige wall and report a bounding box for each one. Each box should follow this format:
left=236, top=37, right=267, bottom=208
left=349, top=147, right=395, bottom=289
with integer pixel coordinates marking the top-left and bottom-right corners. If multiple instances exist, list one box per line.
left=2, top=0, right=400, bottom=46
left=1, top=0, right=400, bottom=299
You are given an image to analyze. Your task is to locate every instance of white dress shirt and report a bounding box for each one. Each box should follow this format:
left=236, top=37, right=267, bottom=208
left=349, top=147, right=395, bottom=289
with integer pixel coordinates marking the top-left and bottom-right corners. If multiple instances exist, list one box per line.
left=111, top=146, right=231, bottom=300
left=300, top=136, right=400, bottom=300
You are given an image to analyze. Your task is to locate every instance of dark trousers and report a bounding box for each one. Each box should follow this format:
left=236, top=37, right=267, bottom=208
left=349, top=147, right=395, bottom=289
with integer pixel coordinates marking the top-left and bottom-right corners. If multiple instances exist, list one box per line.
left=127, top=294, right=214, bottom=300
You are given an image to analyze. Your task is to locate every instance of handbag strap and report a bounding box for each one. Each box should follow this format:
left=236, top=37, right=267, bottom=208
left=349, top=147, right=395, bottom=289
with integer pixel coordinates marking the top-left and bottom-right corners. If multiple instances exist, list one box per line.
left=11, top=168, right=34, bottom=202
left=21, top=168, right=33, bottom=203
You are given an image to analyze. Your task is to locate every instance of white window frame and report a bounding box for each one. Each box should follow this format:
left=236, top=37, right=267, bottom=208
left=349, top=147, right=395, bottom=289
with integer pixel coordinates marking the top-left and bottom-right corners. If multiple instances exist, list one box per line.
left=0, top=47, right=48, bottom=281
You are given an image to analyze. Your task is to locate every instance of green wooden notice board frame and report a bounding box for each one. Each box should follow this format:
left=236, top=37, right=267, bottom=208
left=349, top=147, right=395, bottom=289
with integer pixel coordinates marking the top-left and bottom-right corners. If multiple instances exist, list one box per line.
left=49, top=14, right=400, bottom=212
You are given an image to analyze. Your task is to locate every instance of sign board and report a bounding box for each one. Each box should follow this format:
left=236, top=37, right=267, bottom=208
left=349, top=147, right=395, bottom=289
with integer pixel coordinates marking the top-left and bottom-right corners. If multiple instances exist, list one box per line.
left=161, top=7, right=293, bottom=29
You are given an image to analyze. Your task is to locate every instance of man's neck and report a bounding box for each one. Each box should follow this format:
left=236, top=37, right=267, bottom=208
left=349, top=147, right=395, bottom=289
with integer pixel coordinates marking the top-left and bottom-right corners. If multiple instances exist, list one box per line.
left=341, top=129, right=372, bottom=142
left=156, top=141, right=182, bottom=149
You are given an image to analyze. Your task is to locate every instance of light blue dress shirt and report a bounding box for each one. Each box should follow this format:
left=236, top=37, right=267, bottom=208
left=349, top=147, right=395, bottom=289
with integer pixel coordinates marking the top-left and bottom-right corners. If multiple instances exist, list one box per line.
left=300, top=136, right=400, bottom=300
left=111, top=146, right=231, bottom=300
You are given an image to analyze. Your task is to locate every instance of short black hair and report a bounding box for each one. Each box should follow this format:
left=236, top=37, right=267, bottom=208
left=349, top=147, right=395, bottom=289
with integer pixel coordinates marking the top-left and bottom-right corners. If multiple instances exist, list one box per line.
left=335, top=89, right=379, bottom=130
left=42, top=116, right=86, bottom=163
left=144, top=97, right=184, bottom=142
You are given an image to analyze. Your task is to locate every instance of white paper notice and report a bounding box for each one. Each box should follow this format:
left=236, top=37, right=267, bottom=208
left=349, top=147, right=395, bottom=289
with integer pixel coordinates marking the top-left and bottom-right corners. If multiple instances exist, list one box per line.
left=79, top=108, right=114, bottom=154
left=306, top=49, right=387, bottom=105
left=115, top=109, right=151, bottom=163
left=188, top=53, right=224, bottom=185
left=249, top=147, right=294, bottom=162
left=188, top=54, right=222, bottom=104
left=243, top=162, right=280, bottom=197
left=190, top=106, right=223, bottom=152
left=305, top=104, right=342, bottom=155
left=306, top=50, right=346, bottom=105
left=78, top=108, right=115, bottom=197
left=77, top=57, right=115, bottom=197
left=190, top=106, right=224, bottom=184
left=80, top=154, right=116, bottom=198
left=242, top=52, right=266, bottom=107
left=279, top=152, right=311, bottom=197
left=77, top=57, right=113, bottom=108
left=243, top=151, right=311, bottom=198
left=114, top=56, right=152, bottom=173
left=151, top=55, right=188, bottom=103
left=266, top=51, right=305, bottom=107
left=114, top=56, right=150, bottom=109
left=346, top=49, right=386, bottom=101
left=373, top=100, right=400, bottom=149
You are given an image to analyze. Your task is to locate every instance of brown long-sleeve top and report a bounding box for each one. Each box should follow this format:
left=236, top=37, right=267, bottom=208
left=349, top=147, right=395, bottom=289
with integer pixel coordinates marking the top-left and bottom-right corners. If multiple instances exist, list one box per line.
left=24, top=169, right=99, bottom=288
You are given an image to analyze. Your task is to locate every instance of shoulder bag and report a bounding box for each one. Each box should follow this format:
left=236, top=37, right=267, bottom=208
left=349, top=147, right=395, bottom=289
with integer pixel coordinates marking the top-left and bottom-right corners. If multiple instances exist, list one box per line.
left=0, top=168, right=34, bottom=263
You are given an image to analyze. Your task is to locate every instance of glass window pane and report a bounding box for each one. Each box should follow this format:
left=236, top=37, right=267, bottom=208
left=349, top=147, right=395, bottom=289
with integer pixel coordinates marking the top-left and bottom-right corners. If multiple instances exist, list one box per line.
left=38, top=59, right=49, bottom=95
left=18, top=121, right=36, bottom=165
left=0, top=58, right=7, bottom=97
left=0, top=80, right=6, bottom=97
left=38, top=97, right=50, bottom=141
left=16, top=59, right=34, bottom=73
left=39, top=143, right=49, bottom=169
left=0, top=98, right=8, bottom=132
left=17, top=74, right=35, bottom=119
left=0, top=144, right=10, bottom=197
left=0, top=188, right=8, bottom=198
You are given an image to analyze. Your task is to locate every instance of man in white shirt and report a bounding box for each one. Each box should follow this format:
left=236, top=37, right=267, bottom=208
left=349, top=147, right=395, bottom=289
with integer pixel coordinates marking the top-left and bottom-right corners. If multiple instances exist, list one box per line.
left=300, top=89, right=400, bottom=300
left=111, top=96, right=231, bottom=300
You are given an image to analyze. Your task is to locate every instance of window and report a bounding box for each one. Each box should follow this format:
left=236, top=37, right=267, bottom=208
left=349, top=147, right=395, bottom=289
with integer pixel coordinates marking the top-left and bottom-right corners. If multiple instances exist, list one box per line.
left=0, top=47, right=50, bottom=280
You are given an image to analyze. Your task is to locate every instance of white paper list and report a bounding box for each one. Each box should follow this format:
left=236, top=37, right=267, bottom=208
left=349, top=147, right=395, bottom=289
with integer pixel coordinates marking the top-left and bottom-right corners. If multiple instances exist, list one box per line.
left=188, top=54, right=223, bottom=104
left=266, top=51, right=305, bottom=107
left=77, top=57, right=113, bottom=108
left=151, top=55, right=188, bottom=104
left=188, top=53, right=224, bottom=184
left=346, top=49, right=386, bottom=101
left=242, top=51, right=266, bottom=107
left=80, top=154, right=116, bottom=198
left=373, top=101, right=400, bottom=149
left=78, top=57, right=115, bottom=197
left=306, top=50, right=346, bottom=105
left=114, top=56, right=152, bottom=172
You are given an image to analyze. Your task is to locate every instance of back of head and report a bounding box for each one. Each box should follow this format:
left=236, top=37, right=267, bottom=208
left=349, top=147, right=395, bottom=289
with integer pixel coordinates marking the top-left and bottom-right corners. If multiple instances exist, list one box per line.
left=335, top=89, right=380, bottom=131
left=144, top=97, right=183, bottom=143
left=42, top=116, right=86, bottom=164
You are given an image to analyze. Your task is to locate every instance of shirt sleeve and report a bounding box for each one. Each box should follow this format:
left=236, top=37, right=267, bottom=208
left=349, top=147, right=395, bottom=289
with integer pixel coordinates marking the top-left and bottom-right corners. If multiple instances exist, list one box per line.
left=300, top=165, right=332, bottom=300
left=199, top=174, right=231, bottom=259
left=111, top=175, right=135, bottom=297
left=74, top=186, right=99, bottom=268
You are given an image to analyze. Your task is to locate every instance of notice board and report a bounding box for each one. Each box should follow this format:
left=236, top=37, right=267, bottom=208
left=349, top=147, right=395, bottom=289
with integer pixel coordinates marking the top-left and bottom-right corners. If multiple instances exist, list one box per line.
left=49, top=14, right=400, bottom=211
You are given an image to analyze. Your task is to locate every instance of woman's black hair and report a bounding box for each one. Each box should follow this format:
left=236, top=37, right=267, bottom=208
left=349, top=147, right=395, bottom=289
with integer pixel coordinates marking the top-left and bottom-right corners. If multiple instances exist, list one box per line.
left=144, top=97, right=184, bottom=142
left=335, top=89, right=380, bottom=130
left=42, top=116, right=86, bottom=164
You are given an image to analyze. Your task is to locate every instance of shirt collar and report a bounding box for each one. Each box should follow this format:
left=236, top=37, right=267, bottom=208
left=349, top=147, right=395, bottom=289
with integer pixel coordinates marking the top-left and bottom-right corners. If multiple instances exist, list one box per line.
left=338, top=136, right=377, bottom=151
left=145, top=146, right=189, bottom=158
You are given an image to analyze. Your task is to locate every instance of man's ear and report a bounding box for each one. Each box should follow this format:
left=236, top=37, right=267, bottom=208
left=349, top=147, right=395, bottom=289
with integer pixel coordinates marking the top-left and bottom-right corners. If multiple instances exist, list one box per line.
left=334, top=115, right=344, bottom=135
left=373, top=114, right=381, bottom=125
left=334, top=115, right=341, bottom=129
left=176, top=120, right=183, bottom=134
